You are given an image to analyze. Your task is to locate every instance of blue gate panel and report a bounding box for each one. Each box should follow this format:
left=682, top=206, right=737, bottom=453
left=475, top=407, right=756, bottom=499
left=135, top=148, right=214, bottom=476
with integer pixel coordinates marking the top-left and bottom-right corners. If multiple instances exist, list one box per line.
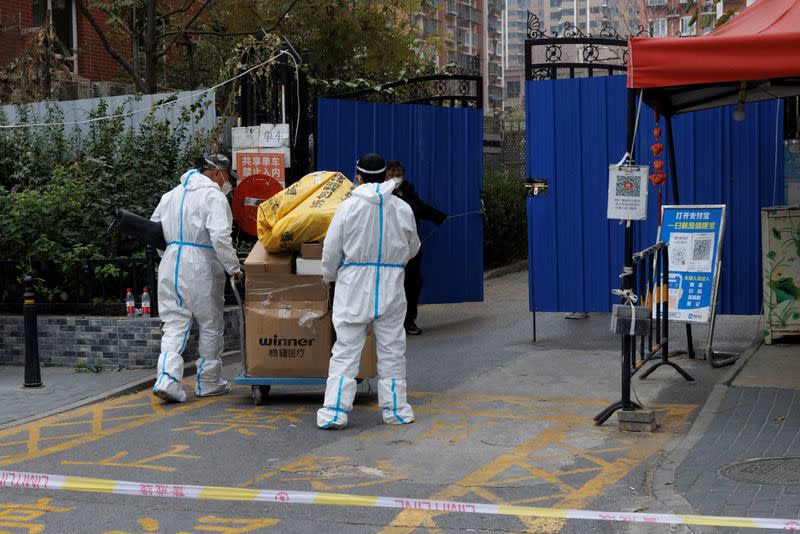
left=317, top=97, right=484, bottom=305
left=526, top=75, right=783, bottom=315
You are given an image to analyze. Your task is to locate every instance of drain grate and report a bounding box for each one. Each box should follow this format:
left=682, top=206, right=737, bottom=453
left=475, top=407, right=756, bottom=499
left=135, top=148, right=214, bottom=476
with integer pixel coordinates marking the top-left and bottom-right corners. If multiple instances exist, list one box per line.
left=720, top=457, right=800, bottom=486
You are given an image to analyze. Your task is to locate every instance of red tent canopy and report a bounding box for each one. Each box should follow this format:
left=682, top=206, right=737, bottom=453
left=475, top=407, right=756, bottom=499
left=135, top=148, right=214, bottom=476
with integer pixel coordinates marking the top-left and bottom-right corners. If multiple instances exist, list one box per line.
left=627, top=0, right=800, bottom=114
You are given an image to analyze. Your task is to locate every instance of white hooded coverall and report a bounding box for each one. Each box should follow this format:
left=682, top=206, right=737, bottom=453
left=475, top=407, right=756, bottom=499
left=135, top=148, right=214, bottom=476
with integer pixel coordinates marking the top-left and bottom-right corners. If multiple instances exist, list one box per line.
left=150, top=170, right=241, bottom=402
left=317, top=179, right=421, bottom=428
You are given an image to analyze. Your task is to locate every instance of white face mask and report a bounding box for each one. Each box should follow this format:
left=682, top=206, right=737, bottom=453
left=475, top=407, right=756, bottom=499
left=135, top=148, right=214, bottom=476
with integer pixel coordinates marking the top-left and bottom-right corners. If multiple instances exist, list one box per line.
left=220, top=180, right=233, bottom=195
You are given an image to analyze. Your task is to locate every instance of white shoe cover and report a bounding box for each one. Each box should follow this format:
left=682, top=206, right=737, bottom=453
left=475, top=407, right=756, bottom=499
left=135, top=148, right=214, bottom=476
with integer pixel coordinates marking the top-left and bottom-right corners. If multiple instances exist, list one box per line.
left=378, top=378, right=414, bottom=425
left=197, top=379, right=230, bottom=397
left=153, top=381, right=187, bottom=403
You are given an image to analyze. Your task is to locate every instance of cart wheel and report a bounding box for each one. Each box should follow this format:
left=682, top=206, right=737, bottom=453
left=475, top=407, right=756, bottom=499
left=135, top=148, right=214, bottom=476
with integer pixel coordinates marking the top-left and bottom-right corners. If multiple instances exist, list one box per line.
left=253, top=385, right=270, bottom=406
left=355, top=378, right=375, bottom=397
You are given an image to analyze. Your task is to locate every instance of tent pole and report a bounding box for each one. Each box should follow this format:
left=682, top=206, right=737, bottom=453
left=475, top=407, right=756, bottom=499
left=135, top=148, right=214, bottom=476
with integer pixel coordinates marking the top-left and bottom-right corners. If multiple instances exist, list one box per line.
left=625, top=89, right=636, bottom=295
left=665, top=115, right=680, bottom=204
left=664, top=114, right=696, bottom=359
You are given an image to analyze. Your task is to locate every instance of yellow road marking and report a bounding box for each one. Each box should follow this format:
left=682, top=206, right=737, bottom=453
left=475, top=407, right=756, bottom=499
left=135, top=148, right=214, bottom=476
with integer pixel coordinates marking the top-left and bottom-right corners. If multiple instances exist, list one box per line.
left=0, top=390, right=222, bottom=468
left=62, top=445, right=201, bottom=472
left=381, top=402, right=695, bottom=533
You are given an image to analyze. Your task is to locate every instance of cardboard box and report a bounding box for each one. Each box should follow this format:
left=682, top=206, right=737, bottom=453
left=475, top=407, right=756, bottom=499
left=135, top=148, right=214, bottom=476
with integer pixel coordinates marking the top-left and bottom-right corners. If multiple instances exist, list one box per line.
left=244, top=242, right=294, bottom=274
left=300, top=242, right=323, bottom=260
left=296, top=258, right=322, bottom=276
left=244, top=247, right=376, bottom=379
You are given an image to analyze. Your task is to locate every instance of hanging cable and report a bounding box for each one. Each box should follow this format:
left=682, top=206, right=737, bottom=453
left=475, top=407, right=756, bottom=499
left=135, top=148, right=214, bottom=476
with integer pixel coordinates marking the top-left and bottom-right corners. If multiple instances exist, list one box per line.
left=0, top=50, right=293, bottom=130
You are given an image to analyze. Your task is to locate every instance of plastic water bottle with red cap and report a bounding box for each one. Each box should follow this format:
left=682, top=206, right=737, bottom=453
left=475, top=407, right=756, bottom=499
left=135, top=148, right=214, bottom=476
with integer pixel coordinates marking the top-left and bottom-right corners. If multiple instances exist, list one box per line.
left=141, top=287, right=151, bottom=318
left=125, top=288, right=135, bottom=318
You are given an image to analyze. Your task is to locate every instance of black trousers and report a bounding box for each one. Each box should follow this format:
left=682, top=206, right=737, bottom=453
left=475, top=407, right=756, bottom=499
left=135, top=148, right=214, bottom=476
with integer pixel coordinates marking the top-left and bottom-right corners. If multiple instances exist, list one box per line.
left=404, top=252, right=423, bottom=328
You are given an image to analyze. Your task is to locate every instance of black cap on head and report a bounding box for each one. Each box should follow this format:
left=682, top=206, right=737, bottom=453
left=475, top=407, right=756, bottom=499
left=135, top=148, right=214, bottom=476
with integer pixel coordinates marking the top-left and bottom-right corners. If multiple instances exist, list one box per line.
left=356, top=153, right=386, bottom=183
left=204, top=153, right=238, bottom=181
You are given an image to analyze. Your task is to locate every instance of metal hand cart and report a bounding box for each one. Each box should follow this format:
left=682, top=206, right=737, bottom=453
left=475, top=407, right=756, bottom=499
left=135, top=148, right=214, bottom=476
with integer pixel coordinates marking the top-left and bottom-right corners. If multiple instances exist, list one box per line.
left=229, top=276, right=372, bottom=405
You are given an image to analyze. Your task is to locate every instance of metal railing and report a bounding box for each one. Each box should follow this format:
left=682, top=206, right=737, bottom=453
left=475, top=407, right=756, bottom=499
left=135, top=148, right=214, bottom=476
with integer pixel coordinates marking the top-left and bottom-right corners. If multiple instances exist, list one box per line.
left=594, top=241, right=694, bottom=425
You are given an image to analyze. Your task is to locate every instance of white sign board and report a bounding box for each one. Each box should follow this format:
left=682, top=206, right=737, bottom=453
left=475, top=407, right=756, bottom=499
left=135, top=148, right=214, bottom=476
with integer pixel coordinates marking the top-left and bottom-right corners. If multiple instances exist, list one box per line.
left=258, top=123, right=290, bottom=148
left=231, top=126, right=258, bottom=150
left=607, top=164, right=649, bottom=220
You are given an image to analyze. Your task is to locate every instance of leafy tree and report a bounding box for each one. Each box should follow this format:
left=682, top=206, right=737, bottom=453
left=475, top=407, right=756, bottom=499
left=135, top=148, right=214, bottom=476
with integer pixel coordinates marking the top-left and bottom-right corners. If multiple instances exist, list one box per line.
left=223, top=0, right=429, bottom=87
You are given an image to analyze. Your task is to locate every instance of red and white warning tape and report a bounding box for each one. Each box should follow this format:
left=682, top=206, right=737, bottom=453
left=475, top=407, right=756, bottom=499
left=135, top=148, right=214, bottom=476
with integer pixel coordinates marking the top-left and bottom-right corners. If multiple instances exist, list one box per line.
left=1, top=470, right=798, bottom=530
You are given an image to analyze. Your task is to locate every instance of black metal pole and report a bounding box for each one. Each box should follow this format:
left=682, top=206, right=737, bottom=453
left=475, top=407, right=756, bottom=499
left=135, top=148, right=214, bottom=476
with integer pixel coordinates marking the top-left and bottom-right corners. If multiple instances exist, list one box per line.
left=23, top=276, right=42, bottom=388
left=665, top=114, right=696, bottom=359
left=662, top=246, right=670, bottom=361
left=621, top=89, right=637, bottom=411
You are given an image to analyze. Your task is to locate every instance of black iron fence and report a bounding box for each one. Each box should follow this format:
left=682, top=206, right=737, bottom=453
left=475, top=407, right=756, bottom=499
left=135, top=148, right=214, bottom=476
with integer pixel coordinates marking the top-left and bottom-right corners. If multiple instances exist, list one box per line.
left=1, top=249, right=239, bottom=316
left=524, top=12, right=649, bottom=82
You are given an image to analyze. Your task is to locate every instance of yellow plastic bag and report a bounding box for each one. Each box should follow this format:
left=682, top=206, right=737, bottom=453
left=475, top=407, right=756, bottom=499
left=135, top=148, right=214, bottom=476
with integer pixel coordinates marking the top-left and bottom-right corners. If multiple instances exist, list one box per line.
left=257, top=171, right=353, bottom=253
left=257, top=171, right=332, bottom=236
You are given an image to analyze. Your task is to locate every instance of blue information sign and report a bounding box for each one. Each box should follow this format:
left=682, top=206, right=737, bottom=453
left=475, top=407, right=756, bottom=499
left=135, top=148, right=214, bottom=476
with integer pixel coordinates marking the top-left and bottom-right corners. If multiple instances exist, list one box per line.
left=658, top=205, right=726, bottom=324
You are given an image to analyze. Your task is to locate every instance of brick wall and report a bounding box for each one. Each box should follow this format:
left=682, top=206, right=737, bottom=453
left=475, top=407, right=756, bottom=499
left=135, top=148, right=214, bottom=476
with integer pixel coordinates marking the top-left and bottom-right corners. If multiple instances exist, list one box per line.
left=0, top=1, right=129, bottom=83
left=0, top=308, right=241, bottom=368
left=0, top=1, right=34, bottom=69
left=75, top=10, right=129, bottom=82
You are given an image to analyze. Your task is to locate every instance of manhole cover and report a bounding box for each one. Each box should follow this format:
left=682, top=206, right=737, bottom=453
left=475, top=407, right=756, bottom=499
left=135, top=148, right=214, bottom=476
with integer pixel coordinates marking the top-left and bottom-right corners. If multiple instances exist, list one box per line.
left=719, top=457, right=800, bottom=485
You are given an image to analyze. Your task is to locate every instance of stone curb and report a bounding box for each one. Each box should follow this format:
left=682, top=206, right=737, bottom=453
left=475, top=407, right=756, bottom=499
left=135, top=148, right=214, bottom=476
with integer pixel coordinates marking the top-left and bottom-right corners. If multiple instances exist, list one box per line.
left=484, top=259, right=528, bottom=281
left=0, top=350, right=241, bottom=432
left=647, top=337, right=763, bottom=530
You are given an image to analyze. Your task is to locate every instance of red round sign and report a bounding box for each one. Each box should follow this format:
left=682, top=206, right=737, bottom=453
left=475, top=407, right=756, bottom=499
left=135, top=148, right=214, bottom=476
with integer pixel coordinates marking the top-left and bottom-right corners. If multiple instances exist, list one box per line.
left=232, top=174, right=284, bottom=236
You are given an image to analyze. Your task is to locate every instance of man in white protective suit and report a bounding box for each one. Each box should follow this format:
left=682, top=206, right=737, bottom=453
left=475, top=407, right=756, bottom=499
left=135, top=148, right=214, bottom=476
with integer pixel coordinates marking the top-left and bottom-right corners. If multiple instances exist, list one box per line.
left=150, top=154, right=243, bottom=403
left=317, top=153, right=421, bottom=429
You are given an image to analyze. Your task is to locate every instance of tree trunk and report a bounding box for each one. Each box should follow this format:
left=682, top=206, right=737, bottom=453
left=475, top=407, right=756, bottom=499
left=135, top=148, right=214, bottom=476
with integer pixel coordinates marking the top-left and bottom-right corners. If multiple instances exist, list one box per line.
left=184, top=35, right=196, bottom=90
left=144, top=0, right=158, bottom=93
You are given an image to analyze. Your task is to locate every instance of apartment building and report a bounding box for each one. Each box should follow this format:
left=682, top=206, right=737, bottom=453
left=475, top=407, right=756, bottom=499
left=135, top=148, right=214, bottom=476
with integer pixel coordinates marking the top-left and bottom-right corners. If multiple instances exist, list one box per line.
left=639, top=0, right=747, bottom=37
left=413, top=0, right=506, bottom=110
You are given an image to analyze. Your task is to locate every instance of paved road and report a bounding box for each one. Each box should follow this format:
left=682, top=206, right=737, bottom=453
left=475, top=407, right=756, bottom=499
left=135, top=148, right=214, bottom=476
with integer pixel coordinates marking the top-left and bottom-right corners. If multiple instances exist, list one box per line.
left=0, top=272, right=758, bottom=533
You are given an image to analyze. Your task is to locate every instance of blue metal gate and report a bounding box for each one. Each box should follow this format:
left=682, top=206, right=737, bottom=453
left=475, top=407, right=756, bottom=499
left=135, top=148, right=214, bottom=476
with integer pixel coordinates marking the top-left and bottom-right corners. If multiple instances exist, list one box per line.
left=317, top=97, right=484, bottom=304
left=527, top=75, right=783, bottom=315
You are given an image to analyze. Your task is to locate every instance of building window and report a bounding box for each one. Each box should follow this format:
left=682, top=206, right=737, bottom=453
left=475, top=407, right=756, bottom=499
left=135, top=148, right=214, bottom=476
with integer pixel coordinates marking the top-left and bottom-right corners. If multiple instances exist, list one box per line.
left=680, top=16, right=695, bottom=34
left=32, top=0, right=74, bottom=50
left=649, top=18, right=667, bottom=36
left=507, top=80, right=521, bottom=99
left=646, top=0, right=667, bottom=5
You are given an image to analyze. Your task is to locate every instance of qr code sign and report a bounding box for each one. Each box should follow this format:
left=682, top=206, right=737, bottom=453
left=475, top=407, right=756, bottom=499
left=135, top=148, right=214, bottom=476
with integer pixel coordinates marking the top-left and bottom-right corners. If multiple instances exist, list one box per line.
left=693, top=238, right=712, bottom=261
left=615, top=176, right=640, bottom=197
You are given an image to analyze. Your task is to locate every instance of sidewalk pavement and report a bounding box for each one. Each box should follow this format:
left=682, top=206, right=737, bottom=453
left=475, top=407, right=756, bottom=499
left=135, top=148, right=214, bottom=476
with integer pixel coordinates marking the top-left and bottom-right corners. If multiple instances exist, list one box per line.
left=0, top=365, right=151, bottom=430
left=0, top=352, right=239, bottom=431
left=652, top=340, right=800, bottom=532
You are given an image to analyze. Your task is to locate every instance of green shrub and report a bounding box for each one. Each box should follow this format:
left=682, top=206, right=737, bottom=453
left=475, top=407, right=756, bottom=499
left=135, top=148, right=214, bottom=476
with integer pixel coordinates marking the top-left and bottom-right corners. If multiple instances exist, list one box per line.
left=482, top=169, right=528, bottom=268
left=0, top=98, right=212, bottom=304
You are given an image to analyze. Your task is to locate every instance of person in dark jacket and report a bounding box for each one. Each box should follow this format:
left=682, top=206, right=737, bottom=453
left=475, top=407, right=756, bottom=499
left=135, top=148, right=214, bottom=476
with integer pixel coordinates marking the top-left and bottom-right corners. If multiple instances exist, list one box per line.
left=385, top=160, right=447, bottom=335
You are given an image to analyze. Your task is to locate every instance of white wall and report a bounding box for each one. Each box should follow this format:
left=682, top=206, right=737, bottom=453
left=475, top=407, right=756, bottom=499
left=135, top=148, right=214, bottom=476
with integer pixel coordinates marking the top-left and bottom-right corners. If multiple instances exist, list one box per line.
left=0, top=89, right=216, bottom=141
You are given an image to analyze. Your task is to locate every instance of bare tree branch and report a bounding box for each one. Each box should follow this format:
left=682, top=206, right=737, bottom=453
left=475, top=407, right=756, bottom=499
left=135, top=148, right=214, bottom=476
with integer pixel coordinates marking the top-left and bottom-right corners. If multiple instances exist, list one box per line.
left=157, top=0, right=199, bottom=22
left=157, top=0, right=216, bottom=56
left=157, top=0, right=301, bottom=45
left=264, top=0, right=302, bottom=33
left=75, top=0, right=145, bottom=91
left=158, top=29, right=259, bottom=38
